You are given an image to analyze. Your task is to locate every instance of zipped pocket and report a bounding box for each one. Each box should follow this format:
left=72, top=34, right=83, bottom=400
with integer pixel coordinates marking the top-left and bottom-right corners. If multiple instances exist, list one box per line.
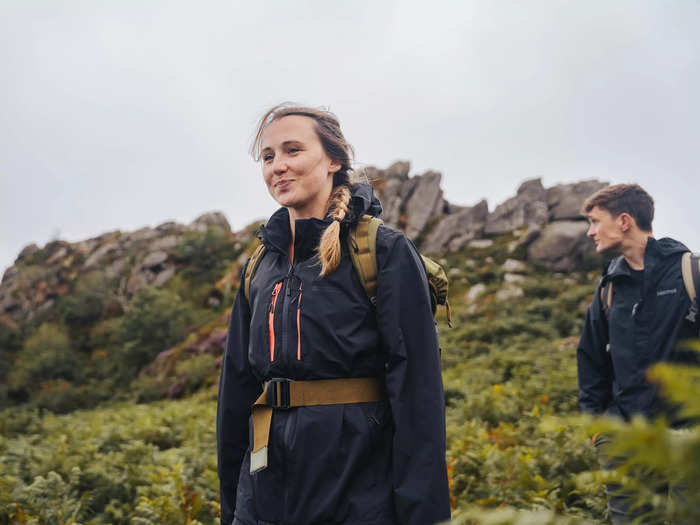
left=268, top=282, right=283, bottom=361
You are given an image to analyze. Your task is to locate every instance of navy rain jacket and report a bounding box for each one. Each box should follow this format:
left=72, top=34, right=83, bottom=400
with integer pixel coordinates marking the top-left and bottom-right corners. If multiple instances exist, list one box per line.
left=217, top=183, right=451, bottom=525
left=577, top=237, right=699, bottom=424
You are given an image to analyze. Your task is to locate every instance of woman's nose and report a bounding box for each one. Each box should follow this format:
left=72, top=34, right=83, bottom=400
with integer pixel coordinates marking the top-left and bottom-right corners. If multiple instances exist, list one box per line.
left=272, top=155, right=287, bottom=174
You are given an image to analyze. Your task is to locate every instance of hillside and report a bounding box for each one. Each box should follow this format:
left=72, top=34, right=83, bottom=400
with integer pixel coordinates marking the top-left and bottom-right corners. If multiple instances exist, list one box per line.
left=1, top=164, right=697, bottom=524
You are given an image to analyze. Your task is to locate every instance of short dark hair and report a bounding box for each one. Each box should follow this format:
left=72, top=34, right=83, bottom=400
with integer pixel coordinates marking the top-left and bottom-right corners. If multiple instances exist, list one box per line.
left=582, top=184, right=654, bottom=232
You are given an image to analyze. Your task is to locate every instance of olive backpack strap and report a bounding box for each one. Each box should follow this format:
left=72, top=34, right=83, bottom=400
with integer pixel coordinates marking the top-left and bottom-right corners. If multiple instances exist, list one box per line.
left=244, top=243, right=267, bottom=304
left=347, top=215, right=382, bottom=304
left=681, top=252, right=700, bottom=323
left=600, top=280, right=613, bottom=319
left=348, top=215, right=453, bottom=328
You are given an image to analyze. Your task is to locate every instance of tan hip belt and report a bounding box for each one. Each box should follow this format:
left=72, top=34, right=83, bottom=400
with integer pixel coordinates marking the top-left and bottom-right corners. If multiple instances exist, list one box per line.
left=250, top=377, right=386, bottom=473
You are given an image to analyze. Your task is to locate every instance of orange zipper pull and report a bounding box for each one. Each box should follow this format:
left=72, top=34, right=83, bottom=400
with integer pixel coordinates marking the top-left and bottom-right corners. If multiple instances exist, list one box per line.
left=268, top=282, right=283, bottom=361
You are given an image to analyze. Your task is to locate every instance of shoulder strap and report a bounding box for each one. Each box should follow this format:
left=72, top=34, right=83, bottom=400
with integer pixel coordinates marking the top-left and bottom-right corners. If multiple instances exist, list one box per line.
left=244, top=243, right=267, bottom=303
left=681, top=252, right=700, bottom=305
left=600, top=280, right=613, bottom=318
left=347, top=215, right=382, bottom=302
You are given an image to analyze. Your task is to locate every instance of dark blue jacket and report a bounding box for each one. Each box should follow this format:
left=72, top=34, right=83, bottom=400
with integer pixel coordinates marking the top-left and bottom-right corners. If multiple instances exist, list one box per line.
left=577, top=237, right=699, bottom=424
left=217, top=184, right=451, bottom=525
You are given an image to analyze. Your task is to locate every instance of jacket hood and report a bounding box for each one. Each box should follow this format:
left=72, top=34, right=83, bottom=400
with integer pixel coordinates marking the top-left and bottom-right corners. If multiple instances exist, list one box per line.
left=259, top=182, right=383, bottom=260
left=605, top=236, right=689, bottom=279
left=348, top=181, right=383, bottom=222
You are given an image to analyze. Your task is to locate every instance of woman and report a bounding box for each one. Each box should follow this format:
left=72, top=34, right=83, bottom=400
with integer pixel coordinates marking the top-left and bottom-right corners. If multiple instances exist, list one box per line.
left=217, top=104, right=450, bottom=525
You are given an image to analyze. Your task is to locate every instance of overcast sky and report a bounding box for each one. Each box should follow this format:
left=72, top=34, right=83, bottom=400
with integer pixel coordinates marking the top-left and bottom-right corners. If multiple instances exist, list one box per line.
left=1, top=1, right=698, bottom=272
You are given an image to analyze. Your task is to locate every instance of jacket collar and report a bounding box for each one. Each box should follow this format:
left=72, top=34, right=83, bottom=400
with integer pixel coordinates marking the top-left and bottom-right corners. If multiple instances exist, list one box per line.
left=259, top=182, right=383, bottom=262
left=604, top=236, right=689, bottom=281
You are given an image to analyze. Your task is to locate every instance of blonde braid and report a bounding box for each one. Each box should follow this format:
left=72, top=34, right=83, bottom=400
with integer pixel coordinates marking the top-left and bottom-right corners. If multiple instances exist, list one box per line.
left=318, top=185, right=351, bottom=277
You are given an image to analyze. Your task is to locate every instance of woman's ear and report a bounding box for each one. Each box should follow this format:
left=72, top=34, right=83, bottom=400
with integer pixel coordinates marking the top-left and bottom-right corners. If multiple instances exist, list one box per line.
left=328, top=160, right=341, bottom=175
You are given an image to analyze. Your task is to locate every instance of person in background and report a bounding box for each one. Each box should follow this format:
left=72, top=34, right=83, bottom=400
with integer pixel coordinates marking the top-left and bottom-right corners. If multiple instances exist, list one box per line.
left=577, top=183, right=699, bottom=524
left=216, top=103, right=451, bottom=525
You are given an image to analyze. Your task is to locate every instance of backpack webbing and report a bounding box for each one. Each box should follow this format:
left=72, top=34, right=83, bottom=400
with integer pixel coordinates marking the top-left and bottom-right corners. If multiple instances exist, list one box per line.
left=600, top=252, right=700, bottom=320
left=347, top=215, right=381, bottom=302
left=681, top=252, right=700, bottom=305
left=244, top=243, right=266, bottom=304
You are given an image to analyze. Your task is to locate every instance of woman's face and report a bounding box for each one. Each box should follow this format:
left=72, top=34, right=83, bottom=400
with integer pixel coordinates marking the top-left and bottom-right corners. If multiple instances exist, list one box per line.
left=260, top=115, right=340, bottom=219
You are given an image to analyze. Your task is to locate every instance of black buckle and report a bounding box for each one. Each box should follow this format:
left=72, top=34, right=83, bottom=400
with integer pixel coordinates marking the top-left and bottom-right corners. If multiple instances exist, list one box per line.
left=266, top=378, right=292, bottom=409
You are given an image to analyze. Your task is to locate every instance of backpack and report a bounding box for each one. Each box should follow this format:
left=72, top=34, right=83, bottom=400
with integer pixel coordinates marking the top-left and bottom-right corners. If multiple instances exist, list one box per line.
left=600, top=252, right=700, bottom=324
left=243, top=215, right=452, bottom=327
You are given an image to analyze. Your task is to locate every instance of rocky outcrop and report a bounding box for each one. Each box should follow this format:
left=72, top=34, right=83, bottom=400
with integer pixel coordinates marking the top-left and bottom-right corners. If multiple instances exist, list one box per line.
left=365, top=162, right=605, bottom=268
left=0, top=211, right=237, bottom=322
left=547, top=180, right=608, bottom=221
left=362, top=161, right=411, bottom=228
left=367, top=162, right=448, bottom=240
left=484, top=179, right=548, bottom=236
left=527, top=221, right=593, bottom=272
left=190, top=212, right=231, bottom=233
left=1, top=160, right=610, bottom=322
left=403, top=171, right=446, bottom=240
left=421, top=200, right=488, bottom=255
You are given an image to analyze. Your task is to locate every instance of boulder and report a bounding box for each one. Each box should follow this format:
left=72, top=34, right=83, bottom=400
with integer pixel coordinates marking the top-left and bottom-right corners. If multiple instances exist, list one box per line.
left=374, top=175, right=406, bottom=228
left=127, top=227, right=159, bottom=242
left=421, top=200, right=488, bottom=254
left=142, top=251, right=168, bottom=269
left=150, top=235, right=180, bottom=251
left=447, top=267, right=463, bottom=279
left=507, top=226, right=542, bottom=254
left=403, top=171, right=445, bottom=240
left=547, top=180, right=608, bottom=221
left=502, top=259, right=528, bottom=273
left=527, top=220, right=598, bottom=272
left=368, top=164, right=446, bottom=239
left=364, top=161, right=411, bottom=228
left=484, top=178, right=548, bottom=235
left=105, top=257, right=129, bottom=279
left=504, top=273, right=526, bottom=283
left=190, top=211, right=231, bottom=232
left=84, top=241, right=121, bottom=268
left=495, top=284, right=524, bottom=301
left=46, top=247, right=69, bottom=265
left=153, top=266, right=176, bottom=287
left=468, top=239, right=494, bottom=249
left=466, top=283, right=487, bottom=302
left=156, top=221, right=187, bottom=234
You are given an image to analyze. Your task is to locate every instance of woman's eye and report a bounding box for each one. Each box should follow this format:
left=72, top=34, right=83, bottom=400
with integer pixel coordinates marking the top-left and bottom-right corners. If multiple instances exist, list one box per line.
left=288, top=146, right=300, bottom=154
left=262, top=154, right=273, bottom=163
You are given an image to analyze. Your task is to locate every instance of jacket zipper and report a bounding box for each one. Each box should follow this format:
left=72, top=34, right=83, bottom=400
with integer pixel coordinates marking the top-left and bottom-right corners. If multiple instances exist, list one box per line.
left=268, top=281, right=283, bottom=361
left=296, top=284, right=303, bottom=360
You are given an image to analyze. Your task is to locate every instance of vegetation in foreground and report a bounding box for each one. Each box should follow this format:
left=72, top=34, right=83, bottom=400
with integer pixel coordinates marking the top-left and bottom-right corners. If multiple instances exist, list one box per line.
left=1, top=230, right=698, bottom=524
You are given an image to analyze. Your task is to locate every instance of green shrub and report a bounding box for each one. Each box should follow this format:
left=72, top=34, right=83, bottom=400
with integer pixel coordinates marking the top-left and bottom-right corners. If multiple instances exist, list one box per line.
left=117, top=288, right=194, bottom=376
left=34, top=380, right=96, bottom=414
left=7, top=323, right=81, bottom=396
left=0, top=398, right=218, bottom=524
left=59, top=271, right=114, bottom=327
left=172, top=227, right=238, bottom=285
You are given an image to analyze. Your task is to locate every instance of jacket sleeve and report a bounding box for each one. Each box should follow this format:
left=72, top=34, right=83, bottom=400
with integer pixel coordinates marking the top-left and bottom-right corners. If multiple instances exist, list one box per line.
left=216, top=273, right=263, bottom=525
left=375, top=227, right=451, bottom=525
left=577, top=281, right=613, bottom=414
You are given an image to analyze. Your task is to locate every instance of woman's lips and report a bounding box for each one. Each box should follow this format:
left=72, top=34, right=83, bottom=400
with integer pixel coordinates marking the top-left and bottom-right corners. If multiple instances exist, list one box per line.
left=275, top=179, right=293, bottom=191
